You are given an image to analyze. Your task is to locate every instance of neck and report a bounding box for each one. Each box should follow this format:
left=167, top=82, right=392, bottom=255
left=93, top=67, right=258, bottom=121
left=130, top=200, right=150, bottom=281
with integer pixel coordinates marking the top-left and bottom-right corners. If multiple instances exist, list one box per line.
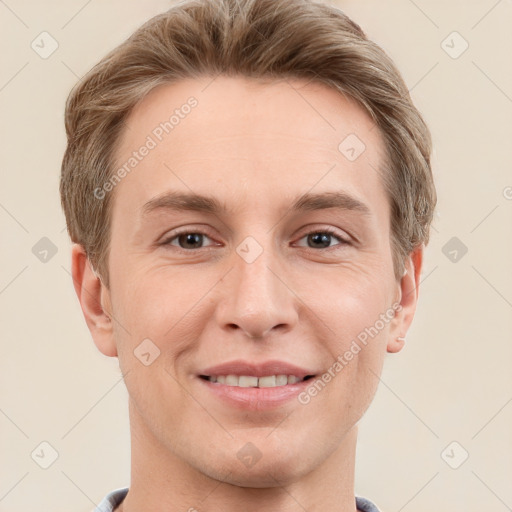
left=118, top=399, right=359, bottom=512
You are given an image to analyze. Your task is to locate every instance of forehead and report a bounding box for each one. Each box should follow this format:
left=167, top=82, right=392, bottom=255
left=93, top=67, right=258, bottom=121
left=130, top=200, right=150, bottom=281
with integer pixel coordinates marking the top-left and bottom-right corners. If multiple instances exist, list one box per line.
left=112, top=76, right=388, bottom=221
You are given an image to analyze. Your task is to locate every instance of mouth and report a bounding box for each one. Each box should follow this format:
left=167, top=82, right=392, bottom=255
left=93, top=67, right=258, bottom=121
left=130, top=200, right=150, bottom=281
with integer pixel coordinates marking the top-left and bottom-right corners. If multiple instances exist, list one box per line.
left=196, top=360, right=318, bottom=410
left=199, top=374, right=315, bottom=388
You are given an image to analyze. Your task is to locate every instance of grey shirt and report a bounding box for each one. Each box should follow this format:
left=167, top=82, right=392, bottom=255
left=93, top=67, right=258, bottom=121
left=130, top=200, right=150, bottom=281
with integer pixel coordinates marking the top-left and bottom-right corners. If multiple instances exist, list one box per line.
left=92, top=487, right=382, bottom=512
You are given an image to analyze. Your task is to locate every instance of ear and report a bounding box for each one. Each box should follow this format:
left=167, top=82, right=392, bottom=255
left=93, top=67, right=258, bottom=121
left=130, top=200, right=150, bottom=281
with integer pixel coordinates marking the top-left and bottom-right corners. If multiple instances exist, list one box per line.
left=387, top=245, right=424, bottom=353
left=71, top=244, right=117, bottom=357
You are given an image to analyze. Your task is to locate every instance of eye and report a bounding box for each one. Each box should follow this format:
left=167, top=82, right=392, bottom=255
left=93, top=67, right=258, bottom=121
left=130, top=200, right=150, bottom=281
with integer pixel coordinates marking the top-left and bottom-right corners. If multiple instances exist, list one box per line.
left=162, top=230, right=217, bottom=250
left=295, top=228, right=349, bottom=249
left=160, top=227, right=350, bottom=252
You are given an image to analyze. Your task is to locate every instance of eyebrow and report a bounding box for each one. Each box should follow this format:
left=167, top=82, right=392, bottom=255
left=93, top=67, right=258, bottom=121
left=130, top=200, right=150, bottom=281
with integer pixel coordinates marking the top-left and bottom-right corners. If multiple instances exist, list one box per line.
left=141, top=190, right=372, bottom=217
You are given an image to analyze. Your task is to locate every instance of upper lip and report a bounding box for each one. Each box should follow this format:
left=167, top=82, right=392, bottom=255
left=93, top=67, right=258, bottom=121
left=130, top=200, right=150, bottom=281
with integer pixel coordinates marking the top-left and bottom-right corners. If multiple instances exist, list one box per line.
left=199, top=360, right=316, bottom=379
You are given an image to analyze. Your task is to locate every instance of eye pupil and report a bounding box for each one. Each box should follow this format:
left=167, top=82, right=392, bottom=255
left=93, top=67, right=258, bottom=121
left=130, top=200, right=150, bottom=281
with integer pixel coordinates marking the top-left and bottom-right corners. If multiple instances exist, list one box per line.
left=179, top=233, right=203, bottom=249
left=308, top=233, right=331, bottom=248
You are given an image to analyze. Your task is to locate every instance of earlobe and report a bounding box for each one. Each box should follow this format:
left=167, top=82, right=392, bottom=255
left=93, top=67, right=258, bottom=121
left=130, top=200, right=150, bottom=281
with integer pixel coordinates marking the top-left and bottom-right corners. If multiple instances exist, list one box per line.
left=71, top=244, right=117, bottom=357
left=387, top=245, right=424, bottom=353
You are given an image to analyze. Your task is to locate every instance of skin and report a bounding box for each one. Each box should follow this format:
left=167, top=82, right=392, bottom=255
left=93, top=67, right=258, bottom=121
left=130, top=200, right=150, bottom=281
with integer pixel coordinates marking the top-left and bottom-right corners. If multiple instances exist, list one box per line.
left=72, top=76, right=423, bottom=512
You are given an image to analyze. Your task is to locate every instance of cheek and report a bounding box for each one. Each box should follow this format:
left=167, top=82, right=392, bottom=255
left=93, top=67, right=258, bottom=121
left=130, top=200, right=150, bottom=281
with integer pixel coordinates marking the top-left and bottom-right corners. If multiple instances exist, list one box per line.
left=320, top=267, right=394, bottom=341
left=109, top=270, right=204, bottom=433
left=312, top=270, right=392, bottom=400
left=113, top=263, right=191, bottom=331
left=111, top=265, right=217, bottom=372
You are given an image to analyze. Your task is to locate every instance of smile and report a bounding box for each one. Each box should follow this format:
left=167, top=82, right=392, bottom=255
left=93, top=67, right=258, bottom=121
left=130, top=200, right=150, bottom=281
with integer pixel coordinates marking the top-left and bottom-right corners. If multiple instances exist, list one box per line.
left=200, top=374, right=315, bottom=387
left=196, top=360, right=318, bottom=409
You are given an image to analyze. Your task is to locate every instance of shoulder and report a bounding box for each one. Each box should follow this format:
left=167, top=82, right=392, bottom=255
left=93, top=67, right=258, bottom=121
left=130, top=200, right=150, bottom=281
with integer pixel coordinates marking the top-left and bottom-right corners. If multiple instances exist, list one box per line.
left=356, top=495, right=382, bottom=512
left=91, top=487, right=129, bottom=512
left=90, top=488, right=380, bottom=512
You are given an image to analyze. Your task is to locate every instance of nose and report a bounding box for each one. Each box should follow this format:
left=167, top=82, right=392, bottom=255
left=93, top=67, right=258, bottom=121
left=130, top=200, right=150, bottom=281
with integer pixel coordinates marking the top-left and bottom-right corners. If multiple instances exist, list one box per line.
left=215, top=242, right=299, bottom=340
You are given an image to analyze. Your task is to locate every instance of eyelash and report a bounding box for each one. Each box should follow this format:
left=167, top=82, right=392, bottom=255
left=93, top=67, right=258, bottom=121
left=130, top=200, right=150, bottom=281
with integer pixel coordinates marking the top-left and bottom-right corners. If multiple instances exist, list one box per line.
left=160, top=227, right=351, bottom=253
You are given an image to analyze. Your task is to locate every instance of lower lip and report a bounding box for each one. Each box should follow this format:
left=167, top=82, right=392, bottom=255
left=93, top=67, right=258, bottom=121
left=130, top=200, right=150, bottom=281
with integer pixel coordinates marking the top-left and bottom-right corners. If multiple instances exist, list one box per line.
left=198, top=377, right=314, bottom=410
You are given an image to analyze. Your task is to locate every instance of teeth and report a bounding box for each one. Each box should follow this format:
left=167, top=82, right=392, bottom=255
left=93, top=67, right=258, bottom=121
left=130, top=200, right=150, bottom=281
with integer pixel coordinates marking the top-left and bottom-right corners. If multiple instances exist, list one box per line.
left=225, top=375, right=238, bottom=386
left=206, top=374, right=304, bottom=388
left=238, top=375, right=259, bottom=387
left=258, top=375, right=276, bottom=387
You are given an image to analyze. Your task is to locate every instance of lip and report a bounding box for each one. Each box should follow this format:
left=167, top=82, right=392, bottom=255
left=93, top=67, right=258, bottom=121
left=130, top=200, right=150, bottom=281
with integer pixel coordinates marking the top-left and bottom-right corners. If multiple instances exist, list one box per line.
left=197, top=359, right=317, bottom=411
left=199, top=359, right=315, bottom=379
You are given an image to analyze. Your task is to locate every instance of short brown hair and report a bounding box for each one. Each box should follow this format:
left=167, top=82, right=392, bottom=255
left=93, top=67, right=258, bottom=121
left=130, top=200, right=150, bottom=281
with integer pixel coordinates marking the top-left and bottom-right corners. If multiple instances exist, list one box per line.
left=60, top=0, right=436, bottom=287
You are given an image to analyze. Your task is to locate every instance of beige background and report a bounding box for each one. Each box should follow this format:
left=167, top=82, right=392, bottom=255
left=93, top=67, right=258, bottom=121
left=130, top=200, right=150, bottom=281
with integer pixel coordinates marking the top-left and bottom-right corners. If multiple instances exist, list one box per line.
left=1, top=0, right=511, bottom=511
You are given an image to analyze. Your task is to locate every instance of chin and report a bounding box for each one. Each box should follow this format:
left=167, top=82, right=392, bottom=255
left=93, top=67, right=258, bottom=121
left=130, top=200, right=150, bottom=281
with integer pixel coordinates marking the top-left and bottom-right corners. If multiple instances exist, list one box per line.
left=217, top=460, right=305, bottom=488
left=198, top=442, right=312, bottom=488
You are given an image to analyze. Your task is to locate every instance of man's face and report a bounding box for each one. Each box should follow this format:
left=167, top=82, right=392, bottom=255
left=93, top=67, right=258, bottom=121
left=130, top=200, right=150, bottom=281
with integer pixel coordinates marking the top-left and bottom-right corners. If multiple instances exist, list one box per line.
left=96, top=76, right=406, bottom=485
